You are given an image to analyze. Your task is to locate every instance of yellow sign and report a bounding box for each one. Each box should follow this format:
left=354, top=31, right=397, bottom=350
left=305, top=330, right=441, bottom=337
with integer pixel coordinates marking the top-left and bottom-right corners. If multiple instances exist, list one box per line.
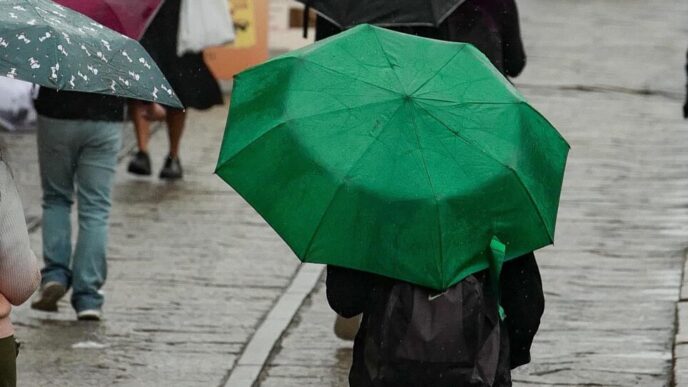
left=229, top=0, right=257, bottom=48
left=205, top=0, right=268, bottom=79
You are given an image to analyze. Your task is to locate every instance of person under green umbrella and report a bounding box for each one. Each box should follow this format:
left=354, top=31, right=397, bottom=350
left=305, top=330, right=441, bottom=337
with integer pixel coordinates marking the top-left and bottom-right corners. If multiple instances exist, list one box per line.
left=217, top=23, right=568, bottom=386
left=315, top=0, right=543, bottom=380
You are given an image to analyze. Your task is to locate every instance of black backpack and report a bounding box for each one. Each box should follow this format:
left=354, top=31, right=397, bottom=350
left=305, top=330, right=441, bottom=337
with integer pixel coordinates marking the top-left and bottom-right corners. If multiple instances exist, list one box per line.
left=361, top=271, right=508, bottom=387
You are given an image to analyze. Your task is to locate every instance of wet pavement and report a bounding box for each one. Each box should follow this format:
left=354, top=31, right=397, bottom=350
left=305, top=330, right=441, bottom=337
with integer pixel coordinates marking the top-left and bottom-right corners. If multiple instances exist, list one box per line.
left=0, top=0, right=687, bottom=386
left=260, top=1, right=688, bottom=386
left=3, top=105, right=301, bottom=386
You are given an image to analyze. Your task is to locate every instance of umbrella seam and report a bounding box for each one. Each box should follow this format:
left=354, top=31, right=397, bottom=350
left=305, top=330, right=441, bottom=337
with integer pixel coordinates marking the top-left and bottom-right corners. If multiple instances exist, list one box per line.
left=416, top=103, right=555, bottom=243
left=297, top=1, right=467, bottom=29
left=433, top=0, right=469, bottom=27
left=26, top=1, right=63, bottom=89
left=370, top=27, right=407, bottom=95
left=301, top=5, right=344, bottom=29
left=138, top=0, right=165, bottom=40
left=522, top=102, right=571, bottom=149
left=409, top=45, right=467, bottom=97
left=408, top=103, right=445, bottom=287
left=300, top=102, right=407, bottom=260
left=414, top=99, right=520, bottom=106
left=412, top=76, right=501, bottom=101
left=216, top=97, right=404, bottom=171
left=300, top=57, right=402, bottom=96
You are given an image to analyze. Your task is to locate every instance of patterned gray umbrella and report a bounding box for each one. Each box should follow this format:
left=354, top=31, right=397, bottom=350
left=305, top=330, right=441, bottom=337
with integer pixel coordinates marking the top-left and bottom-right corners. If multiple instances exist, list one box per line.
left=0, top=0, right=182, bottom=108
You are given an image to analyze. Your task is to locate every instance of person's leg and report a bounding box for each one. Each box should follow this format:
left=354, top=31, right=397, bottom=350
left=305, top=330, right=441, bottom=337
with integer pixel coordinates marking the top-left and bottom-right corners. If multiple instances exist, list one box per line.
left=35, top=116, right=76, bottom=289
left=0, top=336, right=17, bottom=387
left=166, top=108, right=186, bottom=158
left=127, top=101, right=152, bottom=175
left=130, top=101, right=151, bottom=153
left=71, top=121, right=122, bottom=315
left=159, top=108, right=186, bottom=179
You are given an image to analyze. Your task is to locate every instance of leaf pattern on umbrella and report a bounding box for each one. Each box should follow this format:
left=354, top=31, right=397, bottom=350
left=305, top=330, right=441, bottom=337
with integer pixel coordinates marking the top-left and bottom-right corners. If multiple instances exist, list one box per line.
left=0, top=0, right=182, bottom=108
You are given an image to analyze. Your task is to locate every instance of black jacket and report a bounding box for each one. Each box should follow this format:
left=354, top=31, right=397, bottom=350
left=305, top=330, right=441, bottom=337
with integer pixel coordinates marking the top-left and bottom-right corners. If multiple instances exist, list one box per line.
left=34, top=88, right=125, bottom=122
left=315, top=0, right=526, bottom=77
left=326, top=253, right=544, bottom=386
left=440, top=0, right=526, bottom=77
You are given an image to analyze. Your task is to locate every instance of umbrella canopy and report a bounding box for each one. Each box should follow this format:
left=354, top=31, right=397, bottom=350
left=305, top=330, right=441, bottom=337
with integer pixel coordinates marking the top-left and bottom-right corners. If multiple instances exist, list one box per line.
left=298, top=0, right=466, bottom=29
left=54, top=0, right=163, bottom=40
left=216, top=25, right=569, bottom=290
left=0, top=0, right=181, bottom=108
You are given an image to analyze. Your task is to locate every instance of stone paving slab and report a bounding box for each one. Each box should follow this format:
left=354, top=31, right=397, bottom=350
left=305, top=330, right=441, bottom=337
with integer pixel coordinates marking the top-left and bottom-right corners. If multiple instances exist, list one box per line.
left=1, top=104, right=303, bottom=386
left=259, top=1, right=688, bottom=386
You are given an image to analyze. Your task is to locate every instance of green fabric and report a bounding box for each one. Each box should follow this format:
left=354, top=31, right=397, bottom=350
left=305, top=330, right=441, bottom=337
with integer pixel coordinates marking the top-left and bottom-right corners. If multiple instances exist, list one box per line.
left=0, top=0, right=182, bottom=108
left=217, top=24, right=569, bottom=290
left=0, top=336, right=17, bottom=387
left=488, top=237, right=506, bottom=320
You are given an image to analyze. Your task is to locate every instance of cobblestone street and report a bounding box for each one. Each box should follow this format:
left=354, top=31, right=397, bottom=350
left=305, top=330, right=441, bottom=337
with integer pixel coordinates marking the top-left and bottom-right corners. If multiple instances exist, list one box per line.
left=0, top=0, right=687, bottom=386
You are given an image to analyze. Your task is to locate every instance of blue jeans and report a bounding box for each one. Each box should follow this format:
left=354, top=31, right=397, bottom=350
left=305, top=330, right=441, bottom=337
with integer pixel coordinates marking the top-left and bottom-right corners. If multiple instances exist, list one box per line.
left=37, top=116, right=122, bottom=312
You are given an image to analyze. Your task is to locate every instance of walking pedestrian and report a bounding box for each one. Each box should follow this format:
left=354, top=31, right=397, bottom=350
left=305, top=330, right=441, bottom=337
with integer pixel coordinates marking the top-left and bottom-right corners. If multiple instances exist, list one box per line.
left=683, top=48, right=688, bottom=118
left=127, top=0, right=224, bottom=180
left=30, top=89, right=125, bottom=321
left=315, top=0, right=545, bottom=382
left=0, top=151, right=42, bottom=386
left=327, top=264, right=514, bottom=386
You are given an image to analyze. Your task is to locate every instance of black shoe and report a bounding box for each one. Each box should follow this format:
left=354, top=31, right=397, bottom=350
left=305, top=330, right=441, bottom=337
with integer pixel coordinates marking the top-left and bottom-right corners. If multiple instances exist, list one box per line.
left=31, top=281, right=67, bottom=312
left=128, top=151, right=152, bottom=176
left=159, top=155, right=183, bottom=180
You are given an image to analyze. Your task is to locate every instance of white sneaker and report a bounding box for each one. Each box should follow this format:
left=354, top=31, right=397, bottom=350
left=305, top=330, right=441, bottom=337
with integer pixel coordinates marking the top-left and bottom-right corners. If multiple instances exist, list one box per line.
left=76, top=309, right=102, bottom=321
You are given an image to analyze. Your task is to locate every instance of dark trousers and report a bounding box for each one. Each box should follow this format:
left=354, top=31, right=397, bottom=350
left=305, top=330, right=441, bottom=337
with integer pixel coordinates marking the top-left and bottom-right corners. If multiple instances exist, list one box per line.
left=0, top=336, right=18, bottom=387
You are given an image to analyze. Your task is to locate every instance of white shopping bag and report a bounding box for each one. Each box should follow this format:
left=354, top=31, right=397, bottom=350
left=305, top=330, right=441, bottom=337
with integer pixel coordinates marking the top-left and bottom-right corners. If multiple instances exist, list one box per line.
left=0, top=78, right=36, bottom=132
left=177, top=0, right=236, bottom=56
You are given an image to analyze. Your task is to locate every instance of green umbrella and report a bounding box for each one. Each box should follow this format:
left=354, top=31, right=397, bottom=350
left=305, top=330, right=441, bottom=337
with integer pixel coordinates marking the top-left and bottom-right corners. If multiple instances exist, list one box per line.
left=0, top=0, right=182, bottom=108
left=216, top=24, right=569, bottom=290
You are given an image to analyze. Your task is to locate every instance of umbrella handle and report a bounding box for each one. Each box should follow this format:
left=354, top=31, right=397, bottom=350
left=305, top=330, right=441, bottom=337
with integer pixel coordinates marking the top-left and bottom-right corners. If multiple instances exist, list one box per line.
left=488, top=236, right=506, bottom=320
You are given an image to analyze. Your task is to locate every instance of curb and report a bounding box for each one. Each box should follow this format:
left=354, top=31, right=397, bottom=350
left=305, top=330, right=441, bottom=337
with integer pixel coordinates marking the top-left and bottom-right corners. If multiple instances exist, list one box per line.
left=673, top=249, right=688, bottom=386
left=221, top=263, right=324, bottom=387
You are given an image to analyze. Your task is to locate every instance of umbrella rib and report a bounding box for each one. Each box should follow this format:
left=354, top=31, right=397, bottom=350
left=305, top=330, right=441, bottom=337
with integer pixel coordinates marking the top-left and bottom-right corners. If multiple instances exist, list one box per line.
left=408, top=105, right=445, bottom=286
left=25, top=4, right=63, bottom=89
left=414, top=99, right=522, bottom=107
left=370, top=28, right=406, bottom=94
left=409, top=45, right=466, bottom=97
left=412, top=76, right=508, bottom=101
left=300, top=102, right=407, bottom=260
left=521, top=102, right=571, bottom=148
left=434, top=0, right=469, bottom=26
left=301, top=58, right=401, bottom=96
left=416, top=103, right=554, bottom=243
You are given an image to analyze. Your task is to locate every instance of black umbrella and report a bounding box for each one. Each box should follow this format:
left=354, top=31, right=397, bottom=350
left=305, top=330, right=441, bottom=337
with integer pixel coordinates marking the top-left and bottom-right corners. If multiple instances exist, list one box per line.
left=298, top=0, right=467, bottom=30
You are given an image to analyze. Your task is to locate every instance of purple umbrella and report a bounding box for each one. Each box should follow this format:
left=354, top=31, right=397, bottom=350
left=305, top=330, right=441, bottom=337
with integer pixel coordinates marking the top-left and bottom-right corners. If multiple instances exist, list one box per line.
left=54, top=0, right=164, bottom=40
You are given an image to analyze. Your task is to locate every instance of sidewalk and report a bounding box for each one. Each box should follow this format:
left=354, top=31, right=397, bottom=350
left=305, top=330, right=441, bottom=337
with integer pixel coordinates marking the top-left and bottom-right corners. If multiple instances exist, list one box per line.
left=2, top=0, right=688, bottom=386
left=259, top=1, right=688, bottom=386
left=2, top=104, right=303, bottom=386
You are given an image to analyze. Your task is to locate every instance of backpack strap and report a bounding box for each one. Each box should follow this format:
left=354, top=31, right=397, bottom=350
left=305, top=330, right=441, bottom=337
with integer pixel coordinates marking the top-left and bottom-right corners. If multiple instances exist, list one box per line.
left=489, top=236, right=506, bottom=320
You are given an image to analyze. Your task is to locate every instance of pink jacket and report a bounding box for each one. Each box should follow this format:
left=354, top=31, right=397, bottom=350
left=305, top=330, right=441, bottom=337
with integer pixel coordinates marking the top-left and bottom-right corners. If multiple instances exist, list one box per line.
left=0, top=160, right=41, bottom=338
